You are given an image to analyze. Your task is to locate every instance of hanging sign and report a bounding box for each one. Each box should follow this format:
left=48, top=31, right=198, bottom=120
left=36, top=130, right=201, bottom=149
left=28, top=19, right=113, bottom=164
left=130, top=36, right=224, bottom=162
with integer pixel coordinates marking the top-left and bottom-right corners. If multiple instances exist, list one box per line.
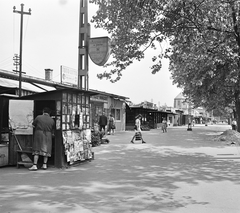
left=89, top=37, right=111, bottom=66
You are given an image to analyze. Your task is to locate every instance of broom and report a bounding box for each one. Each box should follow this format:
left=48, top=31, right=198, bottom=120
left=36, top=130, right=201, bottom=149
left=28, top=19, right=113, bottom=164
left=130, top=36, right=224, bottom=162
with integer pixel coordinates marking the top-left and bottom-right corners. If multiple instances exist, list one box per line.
left=9, top=122, right=33, bottom=167
left=13, top=133, right=32, bottom=164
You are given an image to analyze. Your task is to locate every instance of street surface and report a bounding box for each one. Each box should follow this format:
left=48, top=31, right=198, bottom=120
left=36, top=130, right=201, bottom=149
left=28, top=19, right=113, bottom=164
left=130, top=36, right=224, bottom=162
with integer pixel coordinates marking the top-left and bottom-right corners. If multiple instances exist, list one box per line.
left=1, top=124, right=240, bottom=213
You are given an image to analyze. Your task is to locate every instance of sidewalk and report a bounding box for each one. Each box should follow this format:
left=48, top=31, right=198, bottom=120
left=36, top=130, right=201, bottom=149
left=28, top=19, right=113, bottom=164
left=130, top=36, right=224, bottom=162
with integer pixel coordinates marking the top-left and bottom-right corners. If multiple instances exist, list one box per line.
left=1, top=124, right=240, bottom=213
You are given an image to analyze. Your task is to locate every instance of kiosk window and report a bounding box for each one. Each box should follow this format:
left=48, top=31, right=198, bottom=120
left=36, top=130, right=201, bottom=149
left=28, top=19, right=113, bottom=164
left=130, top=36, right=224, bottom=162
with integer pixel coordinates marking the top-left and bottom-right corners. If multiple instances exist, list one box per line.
left=63, top=93, right=67, bottom=102
left=73, top=94, right=76, bottom=104
left=82, top=96, right=85, bottom=104
left=111, top=109, right=115, bottom=118
left=68, top=93, right=72, bottom=103
left=77, top=94, right=81, bottom=104
left=116, top=109, right=120, bottom=121
left=61, top=92, right=90, bottom=130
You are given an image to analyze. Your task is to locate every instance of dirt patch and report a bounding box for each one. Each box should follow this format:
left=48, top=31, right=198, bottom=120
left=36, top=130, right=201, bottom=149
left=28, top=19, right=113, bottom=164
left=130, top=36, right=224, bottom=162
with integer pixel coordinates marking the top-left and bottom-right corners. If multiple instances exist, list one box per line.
left=214, top=129, right=240, bottom=144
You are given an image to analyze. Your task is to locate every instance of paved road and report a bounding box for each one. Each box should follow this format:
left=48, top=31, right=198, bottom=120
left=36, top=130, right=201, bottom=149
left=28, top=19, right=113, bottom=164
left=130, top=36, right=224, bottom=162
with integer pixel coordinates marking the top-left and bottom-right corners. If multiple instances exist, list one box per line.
left=1, top=124, right=240, bottom=213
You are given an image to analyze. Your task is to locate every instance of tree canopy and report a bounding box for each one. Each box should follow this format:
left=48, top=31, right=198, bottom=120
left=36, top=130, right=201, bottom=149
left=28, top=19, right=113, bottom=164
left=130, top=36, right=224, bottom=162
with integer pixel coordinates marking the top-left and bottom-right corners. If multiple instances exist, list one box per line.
left=90, top=0, right=240, bottom=128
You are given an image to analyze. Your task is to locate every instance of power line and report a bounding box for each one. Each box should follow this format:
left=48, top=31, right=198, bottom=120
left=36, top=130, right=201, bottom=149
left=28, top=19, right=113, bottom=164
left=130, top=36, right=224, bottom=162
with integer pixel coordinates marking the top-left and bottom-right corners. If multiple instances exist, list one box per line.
left=23, top=15, right=30, bottom=42
left=13, top=13, right=15, bottom=55
left=22, top=60, right=43, bottom=76
left=0, top=56, right=13, bottom=65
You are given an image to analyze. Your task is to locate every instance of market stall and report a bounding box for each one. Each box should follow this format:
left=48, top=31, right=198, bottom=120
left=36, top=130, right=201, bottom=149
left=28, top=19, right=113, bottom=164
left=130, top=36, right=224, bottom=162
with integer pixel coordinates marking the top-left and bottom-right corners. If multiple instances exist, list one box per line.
left=1, top=88, right=98, bottom=168
left=0, top=94, right=17, bottom=167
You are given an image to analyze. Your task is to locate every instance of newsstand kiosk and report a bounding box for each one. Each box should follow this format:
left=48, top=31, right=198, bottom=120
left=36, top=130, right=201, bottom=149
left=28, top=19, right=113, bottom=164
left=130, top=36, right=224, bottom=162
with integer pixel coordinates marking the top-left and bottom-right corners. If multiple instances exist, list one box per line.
left=2, top=88, right=97, bottom=168
left=0, top=94, right=15, bottom=167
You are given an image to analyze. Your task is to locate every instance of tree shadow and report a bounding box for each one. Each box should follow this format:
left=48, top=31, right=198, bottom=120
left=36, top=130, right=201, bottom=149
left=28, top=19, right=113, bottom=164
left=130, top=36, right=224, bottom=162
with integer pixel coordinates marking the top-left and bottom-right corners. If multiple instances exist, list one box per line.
left=1, top=128, right=240, bottom=212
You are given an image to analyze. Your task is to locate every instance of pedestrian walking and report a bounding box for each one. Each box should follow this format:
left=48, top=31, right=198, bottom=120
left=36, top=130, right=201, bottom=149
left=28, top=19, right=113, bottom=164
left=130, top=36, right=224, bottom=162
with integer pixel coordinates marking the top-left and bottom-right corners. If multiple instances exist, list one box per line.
left=232, top=119, right=237, bottom=131
left=107, top=114, right=115, bottom=135
left=130, top=114, right=146, bottom=143
left=162, top=118, right=167, bottom=133
left=192, top=119, right=195, bottom=127
left=98, top=112, right=108, bottom=134
left=29, top=107, right=55, bottom=171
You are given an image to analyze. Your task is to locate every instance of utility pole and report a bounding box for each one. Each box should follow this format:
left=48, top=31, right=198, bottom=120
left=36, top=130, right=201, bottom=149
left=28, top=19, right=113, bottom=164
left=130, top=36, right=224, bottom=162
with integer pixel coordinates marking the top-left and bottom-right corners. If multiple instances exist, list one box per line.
left=13, top=4, right=31, bottom=97
left=78, top=0, right=90, bottom=90
left=13, top=54, right=20, bottom=72
left=13, top=53, right=26, bottom=74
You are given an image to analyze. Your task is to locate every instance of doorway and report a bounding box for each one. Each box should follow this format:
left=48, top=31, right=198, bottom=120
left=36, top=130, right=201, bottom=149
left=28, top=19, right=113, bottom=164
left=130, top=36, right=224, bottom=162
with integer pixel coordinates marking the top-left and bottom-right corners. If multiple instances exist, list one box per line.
left=33, top=100, right=56, bottom=166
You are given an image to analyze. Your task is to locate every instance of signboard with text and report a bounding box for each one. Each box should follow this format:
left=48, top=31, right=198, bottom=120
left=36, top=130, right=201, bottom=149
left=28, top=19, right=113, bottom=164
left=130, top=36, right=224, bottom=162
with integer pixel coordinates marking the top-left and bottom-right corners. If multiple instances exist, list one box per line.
left=89, top=37, right=111, bottom=66
left=61, top=65, right=78, bottom=86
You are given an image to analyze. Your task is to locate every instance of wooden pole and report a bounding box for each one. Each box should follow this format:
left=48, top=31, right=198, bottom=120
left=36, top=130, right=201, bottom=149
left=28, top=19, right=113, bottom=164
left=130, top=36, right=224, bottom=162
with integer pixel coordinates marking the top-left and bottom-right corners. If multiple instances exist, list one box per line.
left=13, top=4, right=31, bottom=97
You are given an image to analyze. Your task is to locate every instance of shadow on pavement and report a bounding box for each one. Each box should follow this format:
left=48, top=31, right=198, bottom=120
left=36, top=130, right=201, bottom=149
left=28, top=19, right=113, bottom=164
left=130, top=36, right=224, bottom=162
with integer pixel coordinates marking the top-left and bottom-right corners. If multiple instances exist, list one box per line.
left=1, top=125, right=240, bottom=213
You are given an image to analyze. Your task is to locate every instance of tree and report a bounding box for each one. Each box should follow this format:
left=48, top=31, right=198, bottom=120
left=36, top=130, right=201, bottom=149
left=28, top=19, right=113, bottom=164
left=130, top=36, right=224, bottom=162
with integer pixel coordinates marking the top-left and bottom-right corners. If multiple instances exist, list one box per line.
left=165, top=0, right=240, bottom=130
left=89, top=0, right=167, bottom=82
left=90, top=0, right=240, bottom=131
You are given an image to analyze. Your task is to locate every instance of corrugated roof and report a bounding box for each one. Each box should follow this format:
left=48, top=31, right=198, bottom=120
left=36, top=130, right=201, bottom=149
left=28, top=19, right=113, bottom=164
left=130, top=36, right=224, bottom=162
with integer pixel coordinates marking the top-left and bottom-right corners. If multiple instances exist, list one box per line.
left=31, top=83, right=56, bottom=92
left=0, top=77, right=19, bottom=88
left=0, top=69, right=128, bottom=99
left=0, top=77, right=56, bottom=93
left=19, top=88, right=99, bottom=100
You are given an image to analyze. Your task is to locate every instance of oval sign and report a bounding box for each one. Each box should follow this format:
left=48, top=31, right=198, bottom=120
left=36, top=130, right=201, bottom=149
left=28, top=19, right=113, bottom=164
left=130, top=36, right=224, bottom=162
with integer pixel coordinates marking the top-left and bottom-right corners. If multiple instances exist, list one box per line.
left=89, top=37, right=111, bottom=66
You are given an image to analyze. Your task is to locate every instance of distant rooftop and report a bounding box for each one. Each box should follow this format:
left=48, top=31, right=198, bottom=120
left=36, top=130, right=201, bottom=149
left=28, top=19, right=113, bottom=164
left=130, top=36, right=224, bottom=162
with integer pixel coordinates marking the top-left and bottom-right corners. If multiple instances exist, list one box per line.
left=174, top=92, right=185, bottom=99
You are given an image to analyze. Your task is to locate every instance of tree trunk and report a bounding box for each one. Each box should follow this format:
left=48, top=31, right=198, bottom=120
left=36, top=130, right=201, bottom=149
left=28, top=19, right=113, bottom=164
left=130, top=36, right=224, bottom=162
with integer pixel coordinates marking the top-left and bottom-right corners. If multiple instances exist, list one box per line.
left=235, top=99, right=240, bottom=132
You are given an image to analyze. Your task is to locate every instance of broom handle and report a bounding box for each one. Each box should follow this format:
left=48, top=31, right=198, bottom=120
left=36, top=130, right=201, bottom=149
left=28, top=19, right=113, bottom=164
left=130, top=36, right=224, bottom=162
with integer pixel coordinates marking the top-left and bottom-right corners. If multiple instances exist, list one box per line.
left=9, top=119, right=23, bottom=151
left=13, top=133, right=23, bottom=151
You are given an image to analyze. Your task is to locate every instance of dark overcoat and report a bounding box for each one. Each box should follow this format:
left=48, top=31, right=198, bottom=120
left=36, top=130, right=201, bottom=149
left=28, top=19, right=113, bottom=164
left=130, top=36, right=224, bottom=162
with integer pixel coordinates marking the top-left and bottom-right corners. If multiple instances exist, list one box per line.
left=32, top=113, right=55, bottom=157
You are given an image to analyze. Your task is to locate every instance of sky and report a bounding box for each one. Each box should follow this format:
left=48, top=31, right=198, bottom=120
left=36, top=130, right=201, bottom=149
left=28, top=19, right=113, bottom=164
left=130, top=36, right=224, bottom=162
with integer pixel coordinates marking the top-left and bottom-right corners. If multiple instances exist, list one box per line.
left=0, top=0, right=182, bottom=107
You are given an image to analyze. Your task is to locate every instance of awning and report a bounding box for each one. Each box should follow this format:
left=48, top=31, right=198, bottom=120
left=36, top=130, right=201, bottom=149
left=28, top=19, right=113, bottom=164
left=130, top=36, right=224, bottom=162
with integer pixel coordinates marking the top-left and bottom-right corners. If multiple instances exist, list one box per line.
left=0, top=77, right=56, bottom=93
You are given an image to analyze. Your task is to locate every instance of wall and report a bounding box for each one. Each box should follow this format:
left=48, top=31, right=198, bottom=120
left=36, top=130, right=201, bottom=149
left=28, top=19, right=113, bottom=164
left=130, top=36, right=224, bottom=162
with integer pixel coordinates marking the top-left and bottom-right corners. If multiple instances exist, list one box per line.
left=107, top=97, right=126, bottom=131
left=167, top=115, right=173, bottom=127
left=90, top=95, right=126, bottom=131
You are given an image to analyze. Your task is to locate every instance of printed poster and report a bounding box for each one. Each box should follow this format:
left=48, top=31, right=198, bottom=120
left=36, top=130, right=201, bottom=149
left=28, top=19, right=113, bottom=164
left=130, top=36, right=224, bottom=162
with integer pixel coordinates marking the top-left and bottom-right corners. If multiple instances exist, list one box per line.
left=9, top=100, right=34, bottom=135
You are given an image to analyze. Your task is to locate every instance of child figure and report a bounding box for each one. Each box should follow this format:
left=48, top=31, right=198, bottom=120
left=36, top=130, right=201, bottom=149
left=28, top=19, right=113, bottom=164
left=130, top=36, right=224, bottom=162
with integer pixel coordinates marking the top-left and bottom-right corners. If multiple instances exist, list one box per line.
left=162, top=118, right=167, bottom=133
left=91, top=124, right=101, bottom=147
left=107, top=114, right=115, bottom=135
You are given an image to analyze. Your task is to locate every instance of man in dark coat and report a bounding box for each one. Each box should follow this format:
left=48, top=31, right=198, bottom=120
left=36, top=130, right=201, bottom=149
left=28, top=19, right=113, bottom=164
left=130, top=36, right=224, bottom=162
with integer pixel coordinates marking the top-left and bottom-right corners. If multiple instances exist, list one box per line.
left=29, top=107, right=55, bottom=171
left=98, top=112, right=108, bottom=133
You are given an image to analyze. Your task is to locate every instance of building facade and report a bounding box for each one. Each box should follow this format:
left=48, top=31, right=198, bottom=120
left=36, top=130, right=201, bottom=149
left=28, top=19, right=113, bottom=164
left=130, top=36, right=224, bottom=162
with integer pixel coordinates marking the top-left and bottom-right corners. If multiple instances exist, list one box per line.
left=174, top=92, right=213, bottom=124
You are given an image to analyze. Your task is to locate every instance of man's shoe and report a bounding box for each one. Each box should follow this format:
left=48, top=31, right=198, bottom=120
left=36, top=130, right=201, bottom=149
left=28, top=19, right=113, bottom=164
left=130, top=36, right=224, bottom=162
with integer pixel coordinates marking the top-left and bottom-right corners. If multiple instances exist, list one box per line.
left=131, top=141, right=134, bottom=143
left=29, top=165, right=37, bottom=171
left=142, top=141, right=146, bottom=143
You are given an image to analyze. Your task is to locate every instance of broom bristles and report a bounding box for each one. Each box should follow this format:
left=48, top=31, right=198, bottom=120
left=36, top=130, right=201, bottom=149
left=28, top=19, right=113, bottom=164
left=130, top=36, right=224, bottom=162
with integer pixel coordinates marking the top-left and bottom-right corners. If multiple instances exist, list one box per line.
left=21, top=153, right=32, bottom=162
